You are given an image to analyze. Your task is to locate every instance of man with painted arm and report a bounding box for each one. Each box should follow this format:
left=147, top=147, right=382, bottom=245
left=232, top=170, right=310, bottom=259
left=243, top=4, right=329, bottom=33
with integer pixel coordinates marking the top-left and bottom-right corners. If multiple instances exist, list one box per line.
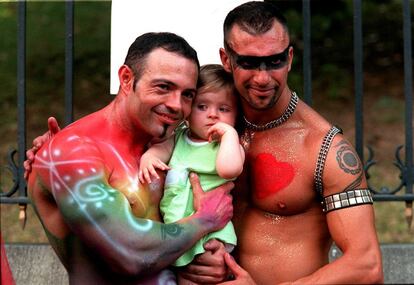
left=26, top=32, right=234, bottom=285
left=25, top=2, right=384, bottom=284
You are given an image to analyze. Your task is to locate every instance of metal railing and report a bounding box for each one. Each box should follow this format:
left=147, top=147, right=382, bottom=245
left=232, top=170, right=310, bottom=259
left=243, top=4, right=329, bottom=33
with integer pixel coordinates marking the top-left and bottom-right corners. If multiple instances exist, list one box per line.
left=1, top=0, right=413, bottom=226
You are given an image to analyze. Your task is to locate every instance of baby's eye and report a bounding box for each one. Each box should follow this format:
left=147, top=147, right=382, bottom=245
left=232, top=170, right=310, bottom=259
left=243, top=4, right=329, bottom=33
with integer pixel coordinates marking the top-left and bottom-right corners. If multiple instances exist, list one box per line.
left=219, top=106, right=231, bottom=112
left=197, top=104, right=207, bottom=111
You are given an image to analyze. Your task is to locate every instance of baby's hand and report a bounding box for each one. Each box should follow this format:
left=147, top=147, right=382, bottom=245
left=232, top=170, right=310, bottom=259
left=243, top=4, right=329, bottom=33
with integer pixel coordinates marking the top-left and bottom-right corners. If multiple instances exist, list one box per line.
left=207, top=122, right=237, bottom=142
left=138, top=154, right=170, bottom=184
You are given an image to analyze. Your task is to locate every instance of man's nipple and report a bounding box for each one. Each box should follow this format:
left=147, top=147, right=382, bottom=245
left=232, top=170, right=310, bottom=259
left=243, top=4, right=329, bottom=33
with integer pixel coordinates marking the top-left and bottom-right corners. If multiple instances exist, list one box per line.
left=278, top=202, right=287, bottom=210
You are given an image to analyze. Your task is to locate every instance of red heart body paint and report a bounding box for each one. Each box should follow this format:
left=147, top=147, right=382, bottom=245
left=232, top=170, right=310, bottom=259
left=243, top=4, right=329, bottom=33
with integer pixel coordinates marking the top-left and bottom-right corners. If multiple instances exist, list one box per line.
left=252, top=153, right=295, bottom=199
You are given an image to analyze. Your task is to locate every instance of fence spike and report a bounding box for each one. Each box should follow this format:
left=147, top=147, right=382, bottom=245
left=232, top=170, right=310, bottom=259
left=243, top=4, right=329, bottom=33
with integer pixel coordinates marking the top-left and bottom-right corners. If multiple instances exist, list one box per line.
left=19, top=204, right=27, bottom=230
left=405, top=202, right=412, bottom=229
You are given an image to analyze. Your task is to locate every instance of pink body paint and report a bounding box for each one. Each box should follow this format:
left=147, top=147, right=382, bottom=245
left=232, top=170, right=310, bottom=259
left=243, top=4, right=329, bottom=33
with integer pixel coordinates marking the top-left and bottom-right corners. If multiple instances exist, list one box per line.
left=252, top=153, right=295, bottom=199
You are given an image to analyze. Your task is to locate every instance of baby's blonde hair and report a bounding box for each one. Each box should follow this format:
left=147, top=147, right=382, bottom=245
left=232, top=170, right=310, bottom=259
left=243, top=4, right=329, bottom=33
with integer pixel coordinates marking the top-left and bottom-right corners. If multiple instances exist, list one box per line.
left=197, top=64, right=235, bottom=95
left=196, top=64, right=243, bottom=132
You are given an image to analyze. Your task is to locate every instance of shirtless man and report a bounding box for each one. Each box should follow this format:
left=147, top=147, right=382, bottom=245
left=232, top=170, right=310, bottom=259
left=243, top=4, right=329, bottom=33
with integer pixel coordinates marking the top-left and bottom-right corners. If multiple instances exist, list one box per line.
left=25, top=2, right=384, bottom=284
left=181, top=2, right=384, bottom=284
left=26, top=32, right=234, bottom=285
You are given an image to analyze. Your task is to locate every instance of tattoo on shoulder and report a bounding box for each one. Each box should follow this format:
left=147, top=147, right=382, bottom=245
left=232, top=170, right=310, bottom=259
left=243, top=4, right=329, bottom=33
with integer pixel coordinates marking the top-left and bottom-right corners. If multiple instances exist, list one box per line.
left=335, top=140, right=361, bottom=175
left=161, top=224, right=183, bottom=240
left=335, top=140, right=363, bottom=191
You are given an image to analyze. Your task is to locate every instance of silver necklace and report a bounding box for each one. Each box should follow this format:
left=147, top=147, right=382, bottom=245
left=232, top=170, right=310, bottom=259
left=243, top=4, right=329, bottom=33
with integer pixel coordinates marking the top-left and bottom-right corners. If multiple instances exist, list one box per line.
left=243, top=91, right=298, bottom=131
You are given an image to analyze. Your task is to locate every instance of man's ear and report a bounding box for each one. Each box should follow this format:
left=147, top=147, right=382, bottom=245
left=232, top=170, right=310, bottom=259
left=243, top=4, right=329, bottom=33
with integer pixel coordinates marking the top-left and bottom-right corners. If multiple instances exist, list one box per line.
left=118, top=65, right=135, bottom=93
left=287, top=46, right=294, bottom=72
left=219, top=48, right=232, bottom=73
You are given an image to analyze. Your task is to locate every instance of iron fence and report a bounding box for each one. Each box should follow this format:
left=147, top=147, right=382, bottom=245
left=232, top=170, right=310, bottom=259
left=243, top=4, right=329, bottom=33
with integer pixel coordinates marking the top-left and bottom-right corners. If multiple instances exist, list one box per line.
left=1, top=0, right=413, bottom=226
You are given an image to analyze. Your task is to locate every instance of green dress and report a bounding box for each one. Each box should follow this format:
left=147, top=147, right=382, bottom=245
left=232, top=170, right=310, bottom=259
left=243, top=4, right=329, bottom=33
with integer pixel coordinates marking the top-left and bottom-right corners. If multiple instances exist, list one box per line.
left=160, top=127, right=237, bottom=267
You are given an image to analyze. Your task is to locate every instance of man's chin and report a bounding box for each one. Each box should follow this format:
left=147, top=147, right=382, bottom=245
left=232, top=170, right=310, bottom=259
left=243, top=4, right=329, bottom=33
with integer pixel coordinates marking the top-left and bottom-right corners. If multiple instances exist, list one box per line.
left=248, top=95, right=279, bottom=110
left=247, top=100, right=276, bottom=111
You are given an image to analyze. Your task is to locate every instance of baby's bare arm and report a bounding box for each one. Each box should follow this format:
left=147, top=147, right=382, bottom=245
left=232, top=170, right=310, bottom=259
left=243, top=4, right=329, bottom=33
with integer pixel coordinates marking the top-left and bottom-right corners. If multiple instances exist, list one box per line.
left=138, top=136, right=175, bottom=184
left=208, top=122, right=245, bottom=180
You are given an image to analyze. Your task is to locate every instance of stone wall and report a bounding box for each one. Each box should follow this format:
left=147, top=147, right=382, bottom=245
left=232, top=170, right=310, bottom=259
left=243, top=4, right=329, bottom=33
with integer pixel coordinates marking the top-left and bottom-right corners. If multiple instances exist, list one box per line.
left=4, top=243, right=414, bottom=284
left=4, top=244, right=68, bottom=285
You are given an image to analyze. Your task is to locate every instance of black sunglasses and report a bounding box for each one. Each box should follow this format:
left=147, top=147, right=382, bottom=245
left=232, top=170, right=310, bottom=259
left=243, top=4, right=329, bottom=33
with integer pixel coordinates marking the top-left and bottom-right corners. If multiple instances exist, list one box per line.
left=225, top=43, right=291, bottom=71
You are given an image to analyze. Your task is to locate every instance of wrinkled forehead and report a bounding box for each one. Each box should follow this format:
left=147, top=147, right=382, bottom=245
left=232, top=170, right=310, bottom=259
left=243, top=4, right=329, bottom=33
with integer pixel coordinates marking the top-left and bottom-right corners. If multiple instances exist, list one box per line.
left=144, top=49, right=199, bottom=85
left=227, top=21, right=290, bottom=54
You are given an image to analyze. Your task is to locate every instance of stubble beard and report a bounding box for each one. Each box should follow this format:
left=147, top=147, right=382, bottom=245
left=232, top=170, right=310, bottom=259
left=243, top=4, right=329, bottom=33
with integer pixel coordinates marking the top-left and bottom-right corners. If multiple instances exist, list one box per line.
left=152, top=105, right=181, bottom=139
left=245, top=90, right=281, bottom=111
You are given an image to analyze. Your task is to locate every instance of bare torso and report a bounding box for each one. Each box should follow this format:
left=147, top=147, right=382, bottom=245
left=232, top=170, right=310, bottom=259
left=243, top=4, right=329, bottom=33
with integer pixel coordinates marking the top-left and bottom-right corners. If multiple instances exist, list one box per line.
left=233, top=102, right=333, bottom=284
left=28, top=111, right=173, bottom=285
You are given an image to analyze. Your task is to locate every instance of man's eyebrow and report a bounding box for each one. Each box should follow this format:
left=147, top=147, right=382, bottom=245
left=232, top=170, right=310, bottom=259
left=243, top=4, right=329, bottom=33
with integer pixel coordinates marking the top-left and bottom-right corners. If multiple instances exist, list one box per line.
left=152, top=79, right=196, bottom=93
left=238, top=49, right=289, bottom=60
left=152, top=78, right=175, bottom=86
left=183, top=87, right=197, bottom=95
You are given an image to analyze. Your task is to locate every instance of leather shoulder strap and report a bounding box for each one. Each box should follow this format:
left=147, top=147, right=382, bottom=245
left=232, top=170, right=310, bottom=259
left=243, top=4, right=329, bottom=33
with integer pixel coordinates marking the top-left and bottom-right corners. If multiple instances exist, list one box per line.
left=314, top=125, right=343, bottom=199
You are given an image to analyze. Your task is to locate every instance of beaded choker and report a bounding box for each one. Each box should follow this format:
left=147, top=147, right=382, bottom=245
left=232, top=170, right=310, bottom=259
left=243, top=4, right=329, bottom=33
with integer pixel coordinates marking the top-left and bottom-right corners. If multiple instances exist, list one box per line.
left=243, top=91, right=298, bottom=131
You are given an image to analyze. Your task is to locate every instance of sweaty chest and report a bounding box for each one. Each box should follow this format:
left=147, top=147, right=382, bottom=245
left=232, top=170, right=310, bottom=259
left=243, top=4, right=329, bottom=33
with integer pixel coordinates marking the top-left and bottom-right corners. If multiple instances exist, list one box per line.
left=244, top=133, right=316, bottom=215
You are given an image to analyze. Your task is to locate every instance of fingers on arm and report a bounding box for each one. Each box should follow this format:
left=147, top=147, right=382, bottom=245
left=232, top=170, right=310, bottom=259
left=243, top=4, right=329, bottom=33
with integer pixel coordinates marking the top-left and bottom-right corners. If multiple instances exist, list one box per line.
left=179, top=247, right=227, bottom=284
left=153, top=160, right=170, bottom=171
left=24, top=148, right=37, bottom=179
left=138, top=168, right=153, bottom=184
left=138, top=160, right=170, bottom=184
left=47, top=117, right=61, bottom=134
left=189, top=173, right=203, bottom=202
left=24, top=119, right=58, bottom=179
left=32, top=117, right=60, bottom=150
left=23, top=160, right=31, bottom=180
left=203, top=238, right=225, bottom=253
left=179, top=269, right=226, bottom=284
left=207, top=123, right=229, bottom=142
left=207, top=127, right=219, bottom=142
left=190, top=173, right=234, bottom=205
left=224, top=253, right=241, bottom=276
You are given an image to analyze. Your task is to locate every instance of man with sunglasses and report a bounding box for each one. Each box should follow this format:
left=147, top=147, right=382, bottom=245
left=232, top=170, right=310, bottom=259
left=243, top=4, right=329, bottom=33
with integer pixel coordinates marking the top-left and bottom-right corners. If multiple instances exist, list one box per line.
left=181, top=1, right=383, bottom=284
left=24, top=2, right=383, bottom=284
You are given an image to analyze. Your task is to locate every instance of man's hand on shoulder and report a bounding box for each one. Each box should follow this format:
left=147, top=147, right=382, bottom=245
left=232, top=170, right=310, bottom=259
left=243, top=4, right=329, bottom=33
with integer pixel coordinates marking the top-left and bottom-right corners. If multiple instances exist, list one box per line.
left=24, top=117, right=61, bottom=179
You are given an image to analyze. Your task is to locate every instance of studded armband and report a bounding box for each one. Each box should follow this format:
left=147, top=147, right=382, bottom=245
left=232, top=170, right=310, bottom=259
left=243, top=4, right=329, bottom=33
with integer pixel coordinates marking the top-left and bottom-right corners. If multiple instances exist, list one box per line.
left=322, top=189, right=373, bottom=213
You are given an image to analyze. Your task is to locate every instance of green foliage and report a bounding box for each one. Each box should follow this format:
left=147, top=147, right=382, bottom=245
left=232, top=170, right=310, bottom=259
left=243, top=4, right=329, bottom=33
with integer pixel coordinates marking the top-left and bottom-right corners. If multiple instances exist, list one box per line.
left=0, top=1, right=111, bottom=126
left=0, top=1, right=112, bottom=204
left=373, top=96, right=405, bottom=124
left=316, top=64, right=351, bottom=100
left=1, top=0, right=411, bottom=110
left=0, top=3, right=17, bottom=125
left=272, top=0, right=412, bottom=99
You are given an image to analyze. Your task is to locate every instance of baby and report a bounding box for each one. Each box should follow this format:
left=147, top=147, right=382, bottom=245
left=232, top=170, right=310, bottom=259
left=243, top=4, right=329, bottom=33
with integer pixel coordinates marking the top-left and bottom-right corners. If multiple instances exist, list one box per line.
left=139, top=64, right=245, bottom=284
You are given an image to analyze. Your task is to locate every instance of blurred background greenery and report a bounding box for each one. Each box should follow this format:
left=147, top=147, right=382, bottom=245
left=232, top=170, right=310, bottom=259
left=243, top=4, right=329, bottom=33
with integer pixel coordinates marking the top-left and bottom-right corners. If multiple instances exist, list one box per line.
left=1, top=0, right=413, bottom=243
